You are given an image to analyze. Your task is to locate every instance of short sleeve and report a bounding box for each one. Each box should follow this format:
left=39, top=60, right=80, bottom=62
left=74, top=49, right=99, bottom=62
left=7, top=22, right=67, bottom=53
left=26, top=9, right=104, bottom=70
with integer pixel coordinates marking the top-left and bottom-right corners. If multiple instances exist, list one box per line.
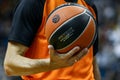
left=8, top=0, right=45, bottom=47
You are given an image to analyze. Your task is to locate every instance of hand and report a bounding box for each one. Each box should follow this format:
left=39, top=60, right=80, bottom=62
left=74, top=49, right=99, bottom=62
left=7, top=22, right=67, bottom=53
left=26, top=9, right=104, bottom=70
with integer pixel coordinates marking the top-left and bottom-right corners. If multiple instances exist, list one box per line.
left=48, top=45, right=88, bottom=69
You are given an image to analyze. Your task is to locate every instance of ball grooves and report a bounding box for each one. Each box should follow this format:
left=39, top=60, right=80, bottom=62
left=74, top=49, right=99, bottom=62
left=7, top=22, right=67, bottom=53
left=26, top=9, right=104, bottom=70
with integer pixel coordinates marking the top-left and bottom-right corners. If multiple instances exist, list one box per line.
left=49, top=13, right=90, bottom=50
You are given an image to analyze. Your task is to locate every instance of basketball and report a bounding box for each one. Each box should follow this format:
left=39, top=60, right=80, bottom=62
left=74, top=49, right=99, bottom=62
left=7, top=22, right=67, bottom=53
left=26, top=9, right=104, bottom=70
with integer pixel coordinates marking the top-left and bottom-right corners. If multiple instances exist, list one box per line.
left=45, top=3, right=97, bottom=53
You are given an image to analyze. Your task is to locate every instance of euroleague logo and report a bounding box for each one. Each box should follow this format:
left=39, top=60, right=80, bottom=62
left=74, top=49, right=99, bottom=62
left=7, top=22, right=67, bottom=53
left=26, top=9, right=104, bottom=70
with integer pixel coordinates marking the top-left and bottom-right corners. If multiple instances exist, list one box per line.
left=52, top=14, right=60, bottom=23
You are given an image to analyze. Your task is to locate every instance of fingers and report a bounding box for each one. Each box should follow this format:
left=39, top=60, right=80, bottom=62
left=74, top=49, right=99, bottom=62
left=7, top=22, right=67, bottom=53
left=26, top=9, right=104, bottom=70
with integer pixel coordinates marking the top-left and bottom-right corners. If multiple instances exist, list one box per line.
left=48, top=45, right=89, bottom=68
left=65, top=46, right=80, bottom=58
left=48, top=45, right=88, bottom=64
left=74, top=48, right=88, bottom=62
left=77, top=48, right=88, bottom=58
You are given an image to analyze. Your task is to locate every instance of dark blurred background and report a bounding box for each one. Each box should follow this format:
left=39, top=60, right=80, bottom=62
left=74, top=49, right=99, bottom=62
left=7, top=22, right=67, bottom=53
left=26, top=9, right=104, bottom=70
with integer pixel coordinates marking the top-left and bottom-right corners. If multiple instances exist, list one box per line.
left=0, top=0, right=22, bottom=80
left=0, top=0, right=120, bottom=80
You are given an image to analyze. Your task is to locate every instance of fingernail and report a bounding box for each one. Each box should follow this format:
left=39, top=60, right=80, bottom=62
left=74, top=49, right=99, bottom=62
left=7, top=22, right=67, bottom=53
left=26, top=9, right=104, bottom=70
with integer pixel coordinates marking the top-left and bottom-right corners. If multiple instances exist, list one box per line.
left=85, top=48, right=89, bottom=53
left=75, top=46, right=80, bottom=50
left=48, top=45, right=51, bottom=48
left=48, top=45, right=52, bottom=48
left=48, top=45, right=54, bottom=49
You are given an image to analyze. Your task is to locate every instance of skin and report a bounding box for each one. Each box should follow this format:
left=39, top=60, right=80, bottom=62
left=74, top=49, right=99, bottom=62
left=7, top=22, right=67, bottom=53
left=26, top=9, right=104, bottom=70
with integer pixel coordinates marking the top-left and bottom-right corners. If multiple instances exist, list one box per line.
left=4, top=41, right=88, bottom=76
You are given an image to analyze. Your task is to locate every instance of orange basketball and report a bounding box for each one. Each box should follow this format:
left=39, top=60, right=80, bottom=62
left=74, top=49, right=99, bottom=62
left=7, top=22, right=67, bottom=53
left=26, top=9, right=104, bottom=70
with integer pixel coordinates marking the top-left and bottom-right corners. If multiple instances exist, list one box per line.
left=45, top=3, right=97, bottom=53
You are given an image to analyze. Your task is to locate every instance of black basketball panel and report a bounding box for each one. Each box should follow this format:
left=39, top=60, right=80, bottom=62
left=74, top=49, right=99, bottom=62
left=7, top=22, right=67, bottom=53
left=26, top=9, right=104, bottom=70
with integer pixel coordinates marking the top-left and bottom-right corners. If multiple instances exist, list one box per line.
left=87, top=17, right=97, bottom=49
left=49, top=13, right=90, bottom=50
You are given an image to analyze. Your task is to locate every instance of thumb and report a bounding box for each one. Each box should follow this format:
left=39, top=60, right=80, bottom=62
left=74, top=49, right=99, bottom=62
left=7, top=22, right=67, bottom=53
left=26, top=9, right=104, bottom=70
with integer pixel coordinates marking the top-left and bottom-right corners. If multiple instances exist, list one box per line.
left=48, top=45, right=55, bottom=56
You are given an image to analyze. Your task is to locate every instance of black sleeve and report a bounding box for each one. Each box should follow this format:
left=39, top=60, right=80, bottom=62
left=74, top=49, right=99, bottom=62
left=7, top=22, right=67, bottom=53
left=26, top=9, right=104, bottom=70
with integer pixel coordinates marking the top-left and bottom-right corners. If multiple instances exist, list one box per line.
left=84, top=0, right=99, bottom=55
left=8, top=0, right=45, bottom=47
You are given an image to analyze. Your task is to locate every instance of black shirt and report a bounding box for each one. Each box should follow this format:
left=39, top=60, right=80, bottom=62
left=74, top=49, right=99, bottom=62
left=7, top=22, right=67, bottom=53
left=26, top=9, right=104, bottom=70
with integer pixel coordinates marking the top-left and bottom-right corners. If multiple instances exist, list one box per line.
left=9, top=0, right=45, bottom=47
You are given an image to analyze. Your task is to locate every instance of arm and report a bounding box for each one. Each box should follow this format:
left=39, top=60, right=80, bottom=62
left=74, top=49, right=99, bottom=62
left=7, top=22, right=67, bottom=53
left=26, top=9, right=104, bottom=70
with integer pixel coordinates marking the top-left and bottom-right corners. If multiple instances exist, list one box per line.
left=93, top=56, right=101, bottom=80
left=4, top=41, right=50, bottom=76
left=4, top=0, right=88, bottom=76
left=4, top=41, right=88, bottom=76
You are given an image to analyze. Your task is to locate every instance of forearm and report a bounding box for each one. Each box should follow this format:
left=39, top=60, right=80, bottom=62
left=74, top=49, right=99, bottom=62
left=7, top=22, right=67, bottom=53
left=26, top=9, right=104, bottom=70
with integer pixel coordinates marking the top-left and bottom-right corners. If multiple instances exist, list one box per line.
left=4, top=42, right=53, bottom=76
left=4, top=54, right=52, bottom=76
left=4, top=42, right=85, bottom=76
